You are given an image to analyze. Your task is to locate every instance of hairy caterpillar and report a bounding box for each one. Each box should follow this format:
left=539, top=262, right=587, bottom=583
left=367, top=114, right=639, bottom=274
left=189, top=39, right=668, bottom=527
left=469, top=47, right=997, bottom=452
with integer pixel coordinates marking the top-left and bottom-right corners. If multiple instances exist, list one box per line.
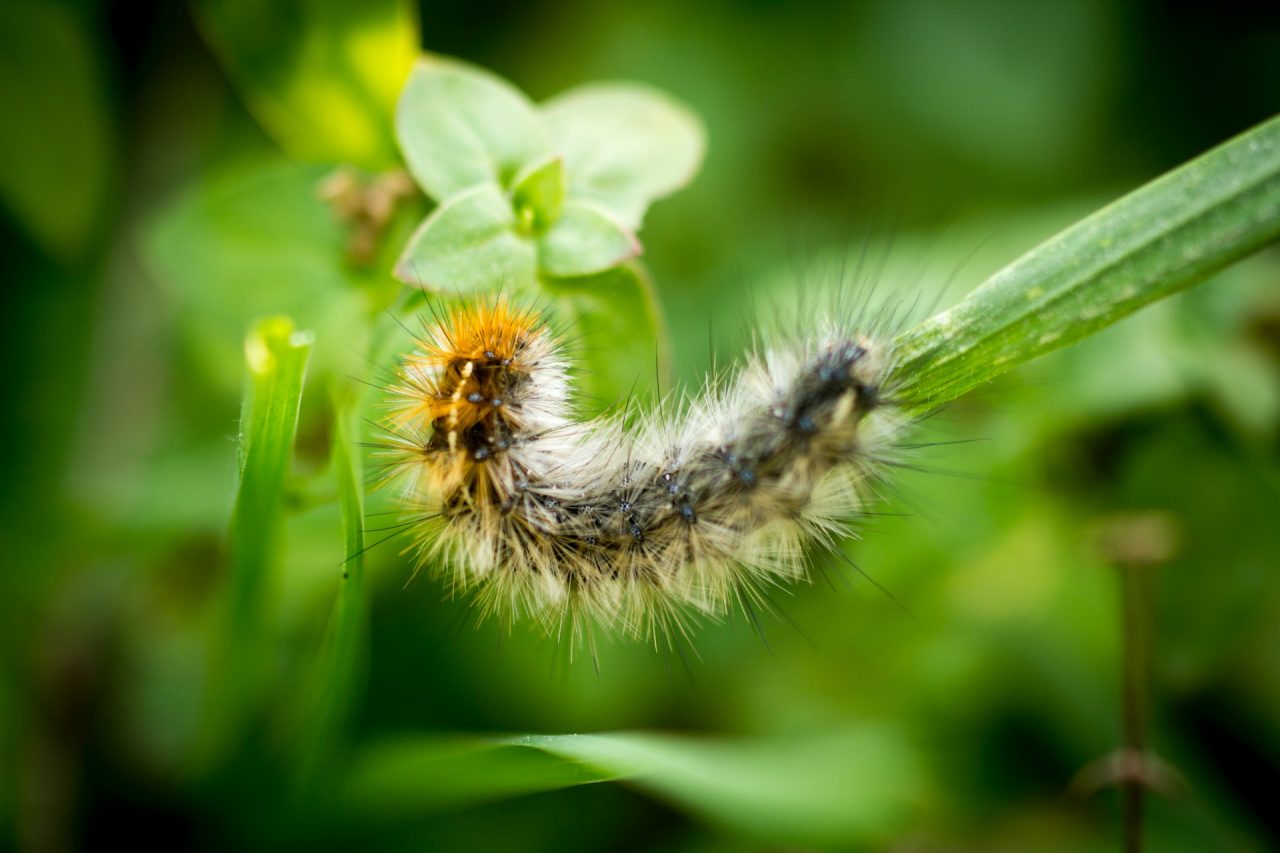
left=377, top=297, right=908, bottom=645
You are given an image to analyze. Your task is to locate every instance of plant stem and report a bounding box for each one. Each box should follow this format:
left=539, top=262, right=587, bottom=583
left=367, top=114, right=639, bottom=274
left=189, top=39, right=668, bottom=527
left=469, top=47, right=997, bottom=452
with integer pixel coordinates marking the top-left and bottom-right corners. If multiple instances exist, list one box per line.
left=892, top=114, right=1280, bottom=412
left=1120, top=561, right=1149, bottom=853
left=1091, top=512, right=1176, bottom=853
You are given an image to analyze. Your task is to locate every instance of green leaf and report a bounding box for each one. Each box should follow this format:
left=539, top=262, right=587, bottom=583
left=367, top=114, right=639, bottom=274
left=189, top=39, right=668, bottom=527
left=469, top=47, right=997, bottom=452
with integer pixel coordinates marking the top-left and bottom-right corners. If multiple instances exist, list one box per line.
left=542, top=262, right=667, bottom=412
left=145, top=158, right=407, bottom=395
left=892, top=114, right=1280, bottom=411
left=0, top=0, right=111, bottom=258
left=394, top=184, right=536, bottom=291
left=197, top=317, right=313, bottom=768
left=542, top=82, right=706, bottom=227
left=396, top=55, right=551, bottom=201
left=510, top=155, right=566, bottom=234
left=537, top=201, right=640, bottom=278
left=390, top=60, right=705, bottom=292
left=194, top=0, right=416, bottom=168
left=339, top=727, right=924, bottom=846
left=285, top=400, right=368, bottom=790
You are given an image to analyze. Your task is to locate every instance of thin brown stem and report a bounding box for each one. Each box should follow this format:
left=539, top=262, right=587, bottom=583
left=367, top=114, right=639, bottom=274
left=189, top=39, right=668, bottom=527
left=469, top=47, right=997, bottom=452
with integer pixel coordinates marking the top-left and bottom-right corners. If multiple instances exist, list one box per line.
left=1089, top=510, right=1177, bottom=853
left=1119, top=561, right=1149, bottom=853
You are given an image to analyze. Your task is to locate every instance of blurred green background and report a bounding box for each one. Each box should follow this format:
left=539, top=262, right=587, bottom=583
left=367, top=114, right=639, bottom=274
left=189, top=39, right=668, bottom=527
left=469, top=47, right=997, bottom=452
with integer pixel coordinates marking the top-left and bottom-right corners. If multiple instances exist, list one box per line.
left=3, top=0, right=1279, bottom=850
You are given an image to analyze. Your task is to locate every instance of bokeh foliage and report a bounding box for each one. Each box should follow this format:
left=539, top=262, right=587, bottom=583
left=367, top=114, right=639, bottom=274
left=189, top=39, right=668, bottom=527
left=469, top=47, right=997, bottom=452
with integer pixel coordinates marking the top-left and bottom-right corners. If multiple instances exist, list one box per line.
left=2, top=1, right=1279, bottom=851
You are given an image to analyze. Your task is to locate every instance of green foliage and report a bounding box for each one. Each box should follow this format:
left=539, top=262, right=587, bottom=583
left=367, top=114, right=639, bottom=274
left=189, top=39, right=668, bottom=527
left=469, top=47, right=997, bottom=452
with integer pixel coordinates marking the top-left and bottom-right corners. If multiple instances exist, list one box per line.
left=143, top=53, right=699, bottom=409
left=199, top=317, right=313, bottom=766
left=0, top=0, right=111, bottom=258
left=542, top=262, right=670, bottom=413
left=393, top=55, right=703, bottom=293
left=893, top=115, right=1280, bottom=410
left=340, top=735, right=617, bottom=818
left=394, top=183, right=536, bottom=292
left=145, top=158, right=415, bottom=393
left=511, top=155, right=566, bottom=232
left=194, top=0, right=417, bottom=168
left=9, top=3, right=1280, bottom=851
left=395, top=57, right=551, bottom=201
left=341, top=727, right=923, bottom=845
left=543, top=82, right=708, bottom=229
left=285, top=401, right=369, bottom=790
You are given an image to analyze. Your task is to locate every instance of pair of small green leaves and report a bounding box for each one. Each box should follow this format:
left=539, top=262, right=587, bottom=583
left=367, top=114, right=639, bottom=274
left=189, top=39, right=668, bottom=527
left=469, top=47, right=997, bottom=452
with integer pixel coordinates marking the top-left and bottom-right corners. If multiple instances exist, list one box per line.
left=393, top=55, right=705, bottom=292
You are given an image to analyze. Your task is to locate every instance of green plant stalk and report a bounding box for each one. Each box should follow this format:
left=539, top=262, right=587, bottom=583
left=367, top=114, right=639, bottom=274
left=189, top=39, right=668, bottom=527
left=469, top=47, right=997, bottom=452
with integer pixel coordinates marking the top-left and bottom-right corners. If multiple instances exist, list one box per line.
left=892, top=114, right=1280, bottom=411
left=196, top=316, right=312, bottom=769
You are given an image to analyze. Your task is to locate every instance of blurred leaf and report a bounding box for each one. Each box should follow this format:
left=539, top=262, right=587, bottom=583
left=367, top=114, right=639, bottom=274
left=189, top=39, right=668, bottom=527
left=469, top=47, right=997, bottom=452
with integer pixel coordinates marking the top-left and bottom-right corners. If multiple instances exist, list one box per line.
left=543, top=262, right=668, bottom=412
left=893, top=114, right=1280, bottom=410
left=538, top=201, right=640, bottom=278
left=511, top=155, right=566, bottom=233
left=543, top=82, right=706, bottom=228
left=340, top=735, right=616, bottom=818
left=194, top=0, right=416, bottom=168
left=528, top=729, right=924, bottom=846
left=198, top=317, right=313, bottom=768
left=396, top=55, right=551, bottom=201
left=859, top=0, right=1111, bottom=181
left=394, top=184, right=536, bottom=291
left=0, top=0, right=111, bottom=258
left=145, top=158, right=404, bottom=395
left=0, top=673, right=15, bottom=842
left=340, top=727, right=924, bottom=846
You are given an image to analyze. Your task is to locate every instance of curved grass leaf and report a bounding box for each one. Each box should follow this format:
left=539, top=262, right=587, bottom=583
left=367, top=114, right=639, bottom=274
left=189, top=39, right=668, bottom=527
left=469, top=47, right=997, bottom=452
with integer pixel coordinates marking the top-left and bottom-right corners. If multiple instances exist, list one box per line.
left=892, top=114, right=1280, bottom=411
left=338, top=727, right=924, bottom=847
left=340, top=735, right=615, bottom=818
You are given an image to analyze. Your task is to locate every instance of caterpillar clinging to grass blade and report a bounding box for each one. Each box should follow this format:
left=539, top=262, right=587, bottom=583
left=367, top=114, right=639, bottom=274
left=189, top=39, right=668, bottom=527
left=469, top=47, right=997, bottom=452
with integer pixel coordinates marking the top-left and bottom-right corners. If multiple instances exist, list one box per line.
left=377, top=297, right=909, bottom=646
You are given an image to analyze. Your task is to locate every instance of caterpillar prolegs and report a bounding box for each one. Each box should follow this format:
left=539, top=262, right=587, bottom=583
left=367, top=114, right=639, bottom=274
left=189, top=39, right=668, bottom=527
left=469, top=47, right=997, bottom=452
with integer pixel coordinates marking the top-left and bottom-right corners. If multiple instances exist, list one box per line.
left=379, top=298, right=907, bottom=644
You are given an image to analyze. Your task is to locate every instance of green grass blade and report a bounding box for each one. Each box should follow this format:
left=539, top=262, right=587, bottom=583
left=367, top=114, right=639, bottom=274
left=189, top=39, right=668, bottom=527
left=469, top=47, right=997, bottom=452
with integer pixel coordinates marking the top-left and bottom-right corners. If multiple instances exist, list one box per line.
left=286, top=399, right=368, bottom=790
left=892, top=114, right=1280, bottom=411
left=328, top=403, right=369, bottom=733
left=196, top=316, right=313, bottom=769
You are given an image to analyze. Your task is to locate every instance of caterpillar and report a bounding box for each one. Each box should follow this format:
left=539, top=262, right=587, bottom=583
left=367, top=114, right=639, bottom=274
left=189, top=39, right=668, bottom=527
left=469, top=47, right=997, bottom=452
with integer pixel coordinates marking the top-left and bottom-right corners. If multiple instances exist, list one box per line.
left=377, top=297, right=909, bottom=645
